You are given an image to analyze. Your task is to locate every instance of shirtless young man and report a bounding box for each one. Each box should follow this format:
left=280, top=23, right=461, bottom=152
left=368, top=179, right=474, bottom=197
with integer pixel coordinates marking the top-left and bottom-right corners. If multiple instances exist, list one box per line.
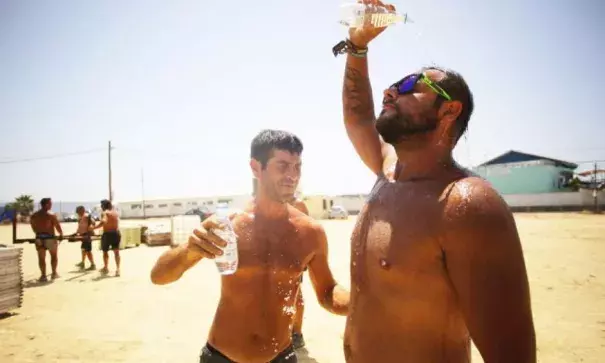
left=150, top=129, right=349, bottom=363
left=288, top=197, right=309, bottom=350
left=337, top=1, right=536, bottom=362
left=94, top=199, right=121, bottom=276
left=70, top=206, right=96, bottom=270
left=30, top=197, right=64, bottom=281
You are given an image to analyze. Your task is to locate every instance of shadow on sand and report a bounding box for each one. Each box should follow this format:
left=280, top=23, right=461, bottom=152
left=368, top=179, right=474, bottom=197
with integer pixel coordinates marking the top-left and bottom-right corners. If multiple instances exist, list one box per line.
left=23, top=278, right=53, bottom=289
left=296, top=347, right=320, bottom=363
left=64, top=269, right=95, bottom=282
left=0, top=312, right=18, bottom=321
left=91, top=273, right=119, bottom=282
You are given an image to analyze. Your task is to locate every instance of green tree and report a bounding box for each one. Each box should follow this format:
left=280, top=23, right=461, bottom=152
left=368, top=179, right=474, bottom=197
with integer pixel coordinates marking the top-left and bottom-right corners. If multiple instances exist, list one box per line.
left=7, top=194, right=35, bottom=216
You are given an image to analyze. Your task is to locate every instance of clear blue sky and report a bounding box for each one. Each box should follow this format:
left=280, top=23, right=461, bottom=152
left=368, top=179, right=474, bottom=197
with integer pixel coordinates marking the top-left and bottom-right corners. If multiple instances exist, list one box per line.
left=1, top=0, right=603, bottom=203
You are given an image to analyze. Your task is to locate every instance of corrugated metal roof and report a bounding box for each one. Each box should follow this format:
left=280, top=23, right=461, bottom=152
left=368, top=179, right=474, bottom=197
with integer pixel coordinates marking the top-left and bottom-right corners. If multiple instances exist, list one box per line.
left=478, top=150, right=578, bottom=169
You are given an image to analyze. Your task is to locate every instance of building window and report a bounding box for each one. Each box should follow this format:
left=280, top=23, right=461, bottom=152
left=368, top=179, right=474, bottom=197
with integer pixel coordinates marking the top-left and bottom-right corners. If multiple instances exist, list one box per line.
left=158, top=204, right=168, bottom=208
left=173, top=203, right=182, bottom=207
left=145, top=204, right=154, bottom=209
left=131, top=204, right=142, bottom=210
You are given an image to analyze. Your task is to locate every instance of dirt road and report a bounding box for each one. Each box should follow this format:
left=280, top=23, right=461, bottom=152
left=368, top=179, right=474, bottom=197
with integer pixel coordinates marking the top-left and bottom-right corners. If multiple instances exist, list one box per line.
left=0, top=213, right=603, bottom=362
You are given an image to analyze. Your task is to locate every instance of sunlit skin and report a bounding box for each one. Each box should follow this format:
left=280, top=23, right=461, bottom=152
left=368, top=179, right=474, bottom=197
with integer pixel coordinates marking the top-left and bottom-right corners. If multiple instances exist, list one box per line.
left=289, top=199, right=309, bottom=342
left=30, top=199, right=63, bottom=280
left=150, top=149, right=350, bottom=363
left=94, top=203, right=120, bottom=276
left=340, top=1, right=536, bottom=362
left=71, top=207, right=95, bottom=268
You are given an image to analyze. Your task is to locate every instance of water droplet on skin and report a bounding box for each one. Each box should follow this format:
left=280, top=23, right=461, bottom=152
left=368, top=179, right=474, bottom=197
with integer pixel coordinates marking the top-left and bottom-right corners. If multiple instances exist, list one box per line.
left=380, top=258, right=390, bottom=270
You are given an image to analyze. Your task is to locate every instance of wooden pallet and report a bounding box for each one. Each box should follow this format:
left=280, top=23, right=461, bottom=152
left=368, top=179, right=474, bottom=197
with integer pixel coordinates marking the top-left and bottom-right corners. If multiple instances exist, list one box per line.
left=0, top=246, right=23, bottom=314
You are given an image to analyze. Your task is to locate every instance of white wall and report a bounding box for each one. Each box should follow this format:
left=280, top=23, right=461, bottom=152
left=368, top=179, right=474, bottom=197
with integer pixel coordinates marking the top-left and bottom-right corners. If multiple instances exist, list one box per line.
left=118, top=194, right=251, bottom=219
left=502, top=190, right=605, bottom=208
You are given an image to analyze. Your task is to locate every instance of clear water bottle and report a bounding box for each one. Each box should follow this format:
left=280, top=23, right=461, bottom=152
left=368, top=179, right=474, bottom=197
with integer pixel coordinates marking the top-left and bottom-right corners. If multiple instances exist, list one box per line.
left=339, top=2, right=411, bottom=29
left=212, top=204, right=239, bottom=275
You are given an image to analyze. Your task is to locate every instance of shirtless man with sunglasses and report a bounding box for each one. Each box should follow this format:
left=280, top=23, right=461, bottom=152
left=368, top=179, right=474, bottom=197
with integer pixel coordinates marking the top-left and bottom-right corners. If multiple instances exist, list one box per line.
left=336, top=1, right=536, bottom=362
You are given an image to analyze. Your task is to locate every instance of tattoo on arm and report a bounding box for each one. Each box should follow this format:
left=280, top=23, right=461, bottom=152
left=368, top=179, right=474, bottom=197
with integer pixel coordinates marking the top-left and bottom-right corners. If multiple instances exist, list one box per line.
left=343, top=65, right=376, bottom=124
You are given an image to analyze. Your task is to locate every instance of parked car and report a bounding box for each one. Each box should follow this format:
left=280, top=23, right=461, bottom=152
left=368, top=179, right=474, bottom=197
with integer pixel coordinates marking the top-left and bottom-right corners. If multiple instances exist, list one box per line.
left=63, top=214, right=78, bottom=222
left=327, top=205, right=348, bottom=220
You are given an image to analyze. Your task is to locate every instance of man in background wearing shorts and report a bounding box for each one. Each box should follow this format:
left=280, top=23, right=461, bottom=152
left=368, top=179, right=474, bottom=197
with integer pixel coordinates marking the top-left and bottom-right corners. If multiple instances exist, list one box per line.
left=30, top=197, right=63, bottom=281
left=94, top=199, right=121, bottom=276
left=70, top=206, right=96, bottom=271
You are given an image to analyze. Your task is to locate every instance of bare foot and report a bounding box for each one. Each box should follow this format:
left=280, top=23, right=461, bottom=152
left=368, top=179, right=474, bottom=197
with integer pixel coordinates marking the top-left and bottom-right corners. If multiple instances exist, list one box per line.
left=38, top=275, right=48, bottom=283
left=115, top=270, right=120, bottom=277
left=51, top=272, right=60, bottom=280
left=100, top=267, right=109, bottom=275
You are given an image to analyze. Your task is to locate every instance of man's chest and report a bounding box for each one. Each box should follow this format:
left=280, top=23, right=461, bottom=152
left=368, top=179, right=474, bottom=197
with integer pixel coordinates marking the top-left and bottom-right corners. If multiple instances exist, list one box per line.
left=234, top=224, right=313, bottom=274
left=350, top=182, right=446, bottom=284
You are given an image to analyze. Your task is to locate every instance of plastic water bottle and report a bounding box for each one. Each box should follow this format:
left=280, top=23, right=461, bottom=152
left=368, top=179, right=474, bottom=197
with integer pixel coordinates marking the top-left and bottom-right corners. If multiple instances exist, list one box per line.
left=339, top=3, right=411, bottom=29
left=212, top=204, right=238, bottom=275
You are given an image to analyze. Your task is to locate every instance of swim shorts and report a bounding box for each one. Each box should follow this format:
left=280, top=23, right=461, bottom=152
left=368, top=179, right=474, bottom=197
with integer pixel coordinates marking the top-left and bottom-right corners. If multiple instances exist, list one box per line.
left=200, top=343, right=296, bottom=363
left=101, top=230, right=121, bottom=251
left=80, top=232, right=92, bottom=252
left=35, top=233, right=58, bottom=251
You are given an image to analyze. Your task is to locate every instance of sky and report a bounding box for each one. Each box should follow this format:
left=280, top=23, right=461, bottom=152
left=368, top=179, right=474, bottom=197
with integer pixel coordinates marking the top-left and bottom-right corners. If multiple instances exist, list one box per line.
left=1, top=0, right=604, bottom=203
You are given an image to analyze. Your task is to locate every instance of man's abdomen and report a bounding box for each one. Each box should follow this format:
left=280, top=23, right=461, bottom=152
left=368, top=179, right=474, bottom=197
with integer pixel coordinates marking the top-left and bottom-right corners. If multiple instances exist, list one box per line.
left=344, top=294, right=470, bottom=363
left=207, top=282, right=300, bottom=363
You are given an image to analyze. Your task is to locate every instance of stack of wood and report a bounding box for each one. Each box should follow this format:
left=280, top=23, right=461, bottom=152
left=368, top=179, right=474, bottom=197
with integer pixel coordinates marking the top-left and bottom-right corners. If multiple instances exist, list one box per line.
left=142, top=225, right=172, bottom=246
left=0, top=245, right=24, bottom=314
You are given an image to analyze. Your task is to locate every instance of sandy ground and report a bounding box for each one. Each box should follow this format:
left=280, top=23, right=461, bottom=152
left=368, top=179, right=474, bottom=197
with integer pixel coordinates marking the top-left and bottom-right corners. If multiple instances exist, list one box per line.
left=0, top=213, right=604, bottom=363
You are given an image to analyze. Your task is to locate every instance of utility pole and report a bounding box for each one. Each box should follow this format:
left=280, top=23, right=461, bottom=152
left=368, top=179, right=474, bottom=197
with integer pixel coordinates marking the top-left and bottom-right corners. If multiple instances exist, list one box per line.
left=108, top=141, right=113, bottom=202
left=594, top=162, right=599, bottom=213
left=141, top=168, right=146, bottom=219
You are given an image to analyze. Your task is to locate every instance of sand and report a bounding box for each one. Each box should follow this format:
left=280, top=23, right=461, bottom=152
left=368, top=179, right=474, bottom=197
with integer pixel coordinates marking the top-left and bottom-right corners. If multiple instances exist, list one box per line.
left=0, top=213, right=603, bottom=362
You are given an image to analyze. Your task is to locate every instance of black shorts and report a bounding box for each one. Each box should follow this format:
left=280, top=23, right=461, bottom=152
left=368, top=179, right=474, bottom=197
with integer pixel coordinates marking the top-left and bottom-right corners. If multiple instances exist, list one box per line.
left=200, top=343, right=296, bottom=363
left=80, top=233, right=92, bottom=252
left=101, top=231, right=121, bottom=252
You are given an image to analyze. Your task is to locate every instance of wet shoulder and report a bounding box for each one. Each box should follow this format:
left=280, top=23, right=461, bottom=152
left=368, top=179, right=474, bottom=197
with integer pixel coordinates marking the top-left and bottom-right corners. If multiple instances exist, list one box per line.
left=441, top=176, right=509, bottom=220
left=288, top=206, right=325, bottom=244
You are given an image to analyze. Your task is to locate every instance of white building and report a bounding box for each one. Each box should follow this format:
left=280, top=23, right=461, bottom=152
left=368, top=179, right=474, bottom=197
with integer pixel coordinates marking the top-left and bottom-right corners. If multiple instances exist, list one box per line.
left=332, top=194, right=367, bottom=214
left=117, top=194, right=251, bottom=219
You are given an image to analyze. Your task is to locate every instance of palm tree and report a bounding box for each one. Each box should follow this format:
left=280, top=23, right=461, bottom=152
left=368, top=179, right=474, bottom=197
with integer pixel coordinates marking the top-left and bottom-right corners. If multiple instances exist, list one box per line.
left=7, top=195, right=35, bottom=217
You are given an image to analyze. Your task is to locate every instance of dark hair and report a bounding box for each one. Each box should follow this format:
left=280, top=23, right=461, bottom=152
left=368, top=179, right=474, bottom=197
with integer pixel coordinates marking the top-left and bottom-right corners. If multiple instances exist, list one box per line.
left=40, top=198, right=51, bottom=207
left=250, top=129, right=303, bottom=168
left=422, top=66, right=474, bottom=143
left=100, top=199, right=112, bottom=210
left=76, top=205, right=85, bottom=212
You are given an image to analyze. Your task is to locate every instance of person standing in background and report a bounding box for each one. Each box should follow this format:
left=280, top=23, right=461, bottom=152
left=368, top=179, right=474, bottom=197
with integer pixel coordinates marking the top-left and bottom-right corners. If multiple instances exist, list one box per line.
left=30, top=197, right=63, bottom=282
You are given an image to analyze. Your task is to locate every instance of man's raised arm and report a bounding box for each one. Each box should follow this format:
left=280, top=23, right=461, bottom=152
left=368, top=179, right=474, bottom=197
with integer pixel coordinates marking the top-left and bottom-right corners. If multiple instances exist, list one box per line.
left=341, top=1, right=397, bottom=175
left=342, top=53, right=386, bottom=175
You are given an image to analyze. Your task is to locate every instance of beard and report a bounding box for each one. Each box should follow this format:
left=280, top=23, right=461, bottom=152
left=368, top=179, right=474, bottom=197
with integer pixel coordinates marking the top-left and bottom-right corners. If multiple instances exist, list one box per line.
left=376, top=107, right=439, bottom=145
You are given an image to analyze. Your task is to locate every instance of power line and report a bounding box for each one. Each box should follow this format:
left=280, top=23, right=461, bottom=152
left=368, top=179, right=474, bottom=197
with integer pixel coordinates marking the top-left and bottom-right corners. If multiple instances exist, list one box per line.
left=0, top=148, right=105, bottom=165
